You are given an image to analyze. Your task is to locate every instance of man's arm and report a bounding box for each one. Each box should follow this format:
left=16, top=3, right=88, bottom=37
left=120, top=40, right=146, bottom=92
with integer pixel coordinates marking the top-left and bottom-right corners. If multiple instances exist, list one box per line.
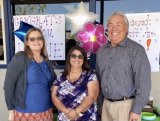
left=131, top=47, right=151, bottom=114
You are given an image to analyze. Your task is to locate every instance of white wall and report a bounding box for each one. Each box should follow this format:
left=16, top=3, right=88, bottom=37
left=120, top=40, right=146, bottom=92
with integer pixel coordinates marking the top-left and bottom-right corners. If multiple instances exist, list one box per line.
left=0, top=69, right=7, bottom=121
left=0, top=69, right=160, bottom=121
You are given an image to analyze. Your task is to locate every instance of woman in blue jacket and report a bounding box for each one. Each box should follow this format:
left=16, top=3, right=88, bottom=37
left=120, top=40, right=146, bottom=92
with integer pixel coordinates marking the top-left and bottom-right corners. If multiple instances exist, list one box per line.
left=4, top=27, right=56, bottom=121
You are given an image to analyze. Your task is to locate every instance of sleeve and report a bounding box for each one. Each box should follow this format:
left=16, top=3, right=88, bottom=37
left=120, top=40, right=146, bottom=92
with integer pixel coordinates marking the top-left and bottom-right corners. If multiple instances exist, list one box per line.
left=3, top=54, right=23, bottom=110
left=131, top=47, right=151, bottom=114
left=88, top=71, right=98, bottom=82
left=53, top=73, right=63, bottom=86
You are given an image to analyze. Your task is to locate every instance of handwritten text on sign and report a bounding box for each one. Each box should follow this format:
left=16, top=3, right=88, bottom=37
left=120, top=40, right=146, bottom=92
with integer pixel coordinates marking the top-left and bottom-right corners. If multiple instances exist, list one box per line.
left=126, top=12, right=160, bottom=72
left=14, top=14, right=65, bottom=60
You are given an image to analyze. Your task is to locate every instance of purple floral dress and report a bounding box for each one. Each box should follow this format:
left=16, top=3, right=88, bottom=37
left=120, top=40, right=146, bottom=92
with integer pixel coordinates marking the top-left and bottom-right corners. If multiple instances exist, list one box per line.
left=53, top=70, right=98, bottom=121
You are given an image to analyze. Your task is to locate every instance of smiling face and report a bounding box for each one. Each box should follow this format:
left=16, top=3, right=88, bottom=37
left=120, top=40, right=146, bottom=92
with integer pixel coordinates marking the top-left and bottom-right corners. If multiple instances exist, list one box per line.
left=26, top=30, right=44, bottom=53
left=107, top=14, right=128, bottom=47
left=70, top=49, right=84, bottom=69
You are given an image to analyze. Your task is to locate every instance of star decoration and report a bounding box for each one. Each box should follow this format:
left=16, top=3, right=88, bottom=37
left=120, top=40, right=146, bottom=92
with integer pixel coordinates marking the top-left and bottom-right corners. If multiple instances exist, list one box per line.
left=65, top=1, right=98, bottom=35
left=15, top=21, right=34, bottom=42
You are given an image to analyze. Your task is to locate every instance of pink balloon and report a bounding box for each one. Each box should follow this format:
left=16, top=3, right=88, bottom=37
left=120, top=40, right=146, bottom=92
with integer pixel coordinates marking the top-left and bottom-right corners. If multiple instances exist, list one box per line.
left=76, top=22, right=108, bottom=53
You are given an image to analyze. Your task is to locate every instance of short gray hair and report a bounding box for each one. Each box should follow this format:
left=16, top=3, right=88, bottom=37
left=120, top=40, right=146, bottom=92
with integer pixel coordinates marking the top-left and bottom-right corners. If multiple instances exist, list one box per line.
left=107, top=11, right=129, bottom=30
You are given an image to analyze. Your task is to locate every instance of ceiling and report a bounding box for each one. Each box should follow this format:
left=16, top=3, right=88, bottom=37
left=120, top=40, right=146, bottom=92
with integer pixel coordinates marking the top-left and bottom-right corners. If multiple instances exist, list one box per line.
left=11, top=0, right=118, bottom=4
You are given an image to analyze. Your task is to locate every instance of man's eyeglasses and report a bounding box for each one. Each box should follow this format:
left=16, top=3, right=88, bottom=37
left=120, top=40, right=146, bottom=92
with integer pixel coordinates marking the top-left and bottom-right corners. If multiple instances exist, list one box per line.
left=28, top=36, right=43, bottom=42
left=70, top=54, right=84, bottom=59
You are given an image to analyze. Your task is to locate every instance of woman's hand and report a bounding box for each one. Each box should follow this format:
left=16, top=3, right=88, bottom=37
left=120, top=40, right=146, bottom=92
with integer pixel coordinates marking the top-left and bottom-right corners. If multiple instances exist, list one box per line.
left=8, top=110, right=15, bottom=121
left=66, top=108, right=79, bottom=120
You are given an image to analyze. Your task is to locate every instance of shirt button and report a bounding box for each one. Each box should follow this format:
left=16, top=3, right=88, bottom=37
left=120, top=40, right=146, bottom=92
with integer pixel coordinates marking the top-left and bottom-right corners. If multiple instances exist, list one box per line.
left=105, top=88, right=108, bottom=93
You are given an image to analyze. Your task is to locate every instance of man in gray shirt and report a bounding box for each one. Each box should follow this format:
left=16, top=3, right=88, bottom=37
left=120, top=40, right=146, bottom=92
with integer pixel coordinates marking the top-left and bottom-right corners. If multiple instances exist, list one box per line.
left=96, top=11, right=151, bottom=121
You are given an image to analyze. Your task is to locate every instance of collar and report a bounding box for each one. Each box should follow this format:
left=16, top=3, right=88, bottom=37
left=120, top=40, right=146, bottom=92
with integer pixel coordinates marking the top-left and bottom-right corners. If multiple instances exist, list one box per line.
left=119, top=37, right=127, bottom=47
left=106, top=37, right=128, bottom=48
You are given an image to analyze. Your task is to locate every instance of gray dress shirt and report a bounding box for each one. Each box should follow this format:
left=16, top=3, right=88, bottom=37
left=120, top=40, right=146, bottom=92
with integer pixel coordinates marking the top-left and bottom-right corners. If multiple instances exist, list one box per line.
left=96, top=37, right=151, bottom=114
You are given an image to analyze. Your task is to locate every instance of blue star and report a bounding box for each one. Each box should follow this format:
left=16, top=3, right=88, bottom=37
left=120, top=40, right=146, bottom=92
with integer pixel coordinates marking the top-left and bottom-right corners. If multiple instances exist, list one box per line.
left=15, top=21, right=34, bottom=42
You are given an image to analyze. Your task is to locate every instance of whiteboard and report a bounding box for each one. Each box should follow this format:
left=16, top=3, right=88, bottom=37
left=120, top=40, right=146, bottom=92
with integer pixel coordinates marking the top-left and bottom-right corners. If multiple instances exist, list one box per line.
left=126, top=12, right=160, bottom=72
left=13, top=14, right=65, bottom=60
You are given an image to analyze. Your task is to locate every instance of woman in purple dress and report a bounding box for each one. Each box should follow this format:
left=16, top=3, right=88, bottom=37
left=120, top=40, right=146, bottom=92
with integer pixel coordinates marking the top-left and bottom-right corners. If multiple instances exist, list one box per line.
left=52, top=46, right=99, bottom=121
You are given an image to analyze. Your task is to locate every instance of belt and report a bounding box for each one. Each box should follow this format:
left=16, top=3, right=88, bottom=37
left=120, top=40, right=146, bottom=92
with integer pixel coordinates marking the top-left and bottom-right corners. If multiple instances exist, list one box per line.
left=106, top=96, right=135, bottom=102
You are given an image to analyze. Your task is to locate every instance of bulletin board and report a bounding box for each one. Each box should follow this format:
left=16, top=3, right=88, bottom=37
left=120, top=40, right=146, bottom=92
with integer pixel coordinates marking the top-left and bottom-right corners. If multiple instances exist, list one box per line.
left=13, top=14, right=65, bottom=60
left=126, top=12, right=160, bottom=72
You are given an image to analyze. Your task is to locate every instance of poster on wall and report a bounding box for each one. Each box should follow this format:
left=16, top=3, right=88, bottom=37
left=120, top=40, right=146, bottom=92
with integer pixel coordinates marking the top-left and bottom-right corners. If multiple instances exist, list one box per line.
left=126, top=12, right=160, bottom=72
left=13, top=14, right=65, bottom=60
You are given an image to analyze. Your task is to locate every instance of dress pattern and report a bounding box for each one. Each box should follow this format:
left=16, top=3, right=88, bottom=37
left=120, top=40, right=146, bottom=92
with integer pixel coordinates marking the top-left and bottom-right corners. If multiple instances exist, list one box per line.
left=13, top=108, right=53, bottom=121
left=54, top=70, right=98, bottom=121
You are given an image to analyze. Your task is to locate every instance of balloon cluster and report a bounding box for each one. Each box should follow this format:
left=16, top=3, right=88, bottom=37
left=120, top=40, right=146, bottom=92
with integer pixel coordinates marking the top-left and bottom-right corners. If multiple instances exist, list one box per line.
left=66, top=2, right=107, bottom=53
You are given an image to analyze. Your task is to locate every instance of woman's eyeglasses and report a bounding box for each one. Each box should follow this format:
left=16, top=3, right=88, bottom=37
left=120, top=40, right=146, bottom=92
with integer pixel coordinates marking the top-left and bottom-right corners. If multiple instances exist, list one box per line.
left=70, top=54, right=84, bottom=59
left=28, top=36, right=43, bottom=42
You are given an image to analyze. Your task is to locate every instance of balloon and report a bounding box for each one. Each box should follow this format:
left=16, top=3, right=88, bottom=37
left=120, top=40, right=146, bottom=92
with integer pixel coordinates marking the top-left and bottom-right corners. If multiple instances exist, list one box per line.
left=76, top=22, right=108, bottom=53
left=146, top=38, right=151, bottom=50
left=65, top=1, right=98, bottom=35
left=15, top=21, right=34, bottom=42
